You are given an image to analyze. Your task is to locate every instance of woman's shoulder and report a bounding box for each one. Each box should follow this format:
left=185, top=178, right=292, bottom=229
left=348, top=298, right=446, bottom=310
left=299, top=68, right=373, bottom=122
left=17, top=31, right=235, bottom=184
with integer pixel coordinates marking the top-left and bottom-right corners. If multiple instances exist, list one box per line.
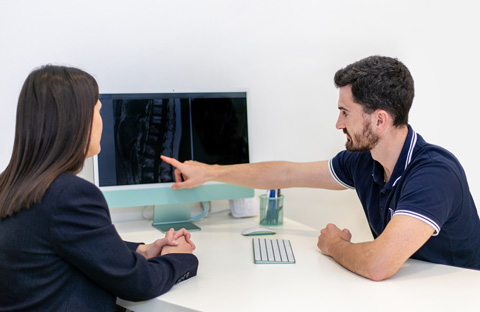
left=47, top=173, right=104, bottom=203
left=53, top=173, right=99, bottom=189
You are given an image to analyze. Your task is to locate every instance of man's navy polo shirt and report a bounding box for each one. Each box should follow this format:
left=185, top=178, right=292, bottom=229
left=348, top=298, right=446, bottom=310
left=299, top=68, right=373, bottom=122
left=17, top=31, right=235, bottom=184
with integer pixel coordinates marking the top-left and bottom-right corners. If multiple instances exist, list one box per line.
left=329, top=125, right=480, bottom=269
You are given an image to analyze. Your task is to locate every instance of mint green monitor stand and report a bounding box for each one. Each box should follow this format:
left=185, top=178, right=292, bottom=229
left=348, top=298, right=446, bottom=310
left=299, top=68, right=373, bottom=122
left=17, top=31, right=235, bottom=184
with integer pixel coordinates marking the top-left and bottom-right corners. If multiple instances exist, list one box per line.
left=152, top=201, right=210, bottom=232
left=101, top=183, right=254, bottom=233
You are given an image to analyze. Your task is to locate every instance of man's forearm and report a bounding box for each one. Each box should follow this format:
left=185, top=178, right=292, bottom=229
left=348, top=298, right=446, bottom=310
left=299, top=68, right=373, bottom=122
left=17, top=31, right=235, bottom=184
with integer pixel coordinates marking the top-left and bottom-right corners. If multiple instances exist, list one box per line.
left=327, top=240, right=402, bottom=281
left=328, top=241, right=377, bottom=280
left=211, top=161, right=293, bottom=189
left=211, top=160, right=343, bottom=190
left=320, top=216, right=435, bottom=281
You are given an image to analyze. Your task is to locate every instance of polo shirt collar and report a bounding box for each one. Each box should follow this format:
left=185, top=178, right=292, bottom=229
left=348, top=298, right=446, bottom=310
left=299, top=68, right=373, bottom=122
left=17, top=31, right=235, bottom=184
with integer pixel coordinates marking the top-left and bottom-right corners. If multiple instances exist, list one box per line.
left=372, top=125, right=417, bottom=189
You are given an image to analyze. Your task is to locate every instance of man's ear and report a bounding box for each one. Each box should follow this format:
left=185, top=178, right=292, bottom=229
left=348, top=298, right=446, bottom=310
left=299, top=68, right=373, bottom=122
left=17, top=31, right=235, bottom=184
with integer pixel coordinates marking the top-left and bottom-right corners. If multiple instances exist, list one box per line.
left=374, top=109, right=390, bottom=131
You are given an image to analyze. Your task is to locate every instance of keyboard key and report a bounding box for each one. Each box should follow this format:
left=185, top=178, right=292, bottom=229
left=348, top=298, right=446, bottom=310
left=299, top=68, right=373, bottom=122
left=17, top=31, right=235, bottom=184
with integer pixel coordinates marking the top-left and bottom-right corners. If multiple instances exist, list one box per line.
left=260, top=238, right=268, bottom=261
left=278, top=240, right=288, bottom=262
left=253, top=237, right=261, bottom=262
left=272, top=240, right=281, bottom=261
left=284, top=240, right=296, bottom=263
left=266, top=239, right=275, bottom=261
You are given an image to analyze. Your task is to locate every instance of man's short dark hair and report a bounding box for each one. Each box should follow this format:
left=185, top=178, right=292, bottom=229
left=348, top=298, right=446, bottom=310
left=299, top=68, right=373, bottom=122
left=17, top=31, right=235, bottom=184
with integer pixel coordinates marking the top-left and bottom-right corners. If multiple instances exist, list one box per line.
left=334, top=56, right=414, bottom=126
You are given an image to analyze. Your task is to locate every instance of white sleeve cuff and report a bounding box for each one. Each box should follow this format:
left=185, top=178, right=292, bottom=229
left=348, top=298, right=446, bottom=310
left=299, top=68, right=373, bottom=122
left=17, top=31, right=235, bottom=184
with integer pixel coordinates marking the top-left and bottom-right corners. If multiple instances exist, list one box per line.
left=394, top=210, right=441, bottom=236
left=328, top=158, right=354, bottom=189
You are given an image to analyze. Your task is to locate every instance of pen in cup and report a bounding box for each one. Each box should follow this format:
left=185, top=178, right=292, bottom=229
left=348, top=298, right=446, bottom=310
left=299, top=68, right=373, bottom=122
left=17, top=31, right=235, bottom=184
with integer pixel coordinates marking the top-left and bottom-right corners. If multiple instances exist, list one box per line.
left=275, top=189, right=281, bottom=225
left=266, top=190, right=274, bottom=225
left=265, top=189, right=280, bottom=225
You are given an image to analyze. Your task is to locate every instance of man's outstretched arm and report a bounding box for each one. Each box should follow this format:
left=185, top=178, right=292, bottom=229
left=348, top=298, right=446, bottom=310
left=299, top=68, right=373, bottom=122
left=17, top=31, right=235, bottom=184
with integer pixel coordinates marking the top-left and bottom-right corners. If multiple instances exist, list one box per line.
left=160, top=155, right=344, bottom=190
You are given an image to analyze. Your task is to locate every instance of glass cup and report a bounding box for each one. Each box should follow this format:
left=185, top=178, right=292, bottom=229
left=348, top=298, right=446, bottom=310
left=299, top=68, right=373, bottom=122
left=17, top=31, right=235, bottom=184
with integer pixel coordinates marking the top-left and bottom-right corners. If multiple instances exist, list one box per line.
left=259, top=194, right=284, bottom=226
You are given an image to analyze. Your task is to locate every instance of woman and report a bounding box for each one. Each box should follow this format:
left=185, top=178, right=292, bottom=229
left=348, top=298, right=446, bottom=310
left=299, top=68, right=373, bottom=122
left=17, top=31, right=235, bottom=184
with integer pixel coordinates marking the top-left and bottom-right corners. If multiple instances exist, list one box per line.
left=0, top=65, right=198, bottom=311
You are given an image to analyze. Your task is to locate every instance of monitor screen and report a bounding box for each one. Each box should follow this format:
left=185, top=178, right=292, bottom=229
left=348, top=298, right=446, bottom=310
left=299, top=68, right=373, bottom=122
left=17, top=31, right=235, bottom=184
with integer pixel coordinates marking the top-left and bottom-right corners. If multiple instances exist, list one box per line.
left=96, top=92, right=249, bottom=187
left=93, top=92, right=254, bottom=229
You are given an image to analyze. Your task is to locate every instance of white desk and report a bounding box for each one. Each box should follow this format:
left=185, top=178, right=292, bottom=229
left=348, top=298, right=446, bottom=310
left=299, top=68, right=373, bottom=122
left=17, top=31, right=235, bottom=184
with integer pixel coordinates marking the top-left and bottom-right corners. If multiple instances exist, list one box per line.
left=115, top=211, right=480, bottom=312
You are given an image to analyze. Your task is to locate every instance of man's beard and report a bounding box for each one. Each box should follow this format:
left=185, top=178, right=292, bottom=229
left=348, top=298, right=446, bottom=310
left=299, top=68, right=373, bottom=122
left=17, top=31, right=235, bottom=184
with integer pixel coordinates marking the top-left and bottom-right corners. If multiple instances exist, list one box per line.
left=344, top=120, right=379, bottom=153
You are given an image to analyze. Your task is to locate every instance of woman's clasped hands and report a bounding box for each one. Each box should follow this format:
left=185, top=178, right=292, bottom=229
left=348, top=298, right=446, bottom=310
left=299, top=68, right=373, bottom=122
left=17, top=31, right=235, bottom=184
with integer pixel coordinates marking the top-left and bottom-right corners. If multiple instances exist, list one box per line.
left=136, top=228, right=196, bottom=259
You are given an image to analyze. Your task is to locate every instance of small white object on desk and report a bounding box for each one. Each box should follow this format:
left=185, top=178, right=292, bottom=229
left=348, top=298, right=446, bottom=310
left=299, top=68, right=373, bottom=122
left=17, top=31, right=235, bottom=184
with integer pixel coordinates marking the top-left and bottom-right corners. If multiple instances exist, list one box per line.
left=229, top=197, right=259, bottom=218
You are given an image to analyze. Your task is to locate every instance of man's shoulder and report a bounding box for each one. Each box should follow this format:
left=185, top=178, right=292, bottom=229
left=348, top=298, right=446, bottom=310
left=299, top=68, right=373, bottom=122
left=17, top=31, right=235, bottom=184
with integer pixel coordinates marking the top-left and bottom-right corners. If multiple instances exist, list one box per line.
left=412, top=139, right=462, bottom=171
left=401, top=138, right=468, bottom=194
left=333, top=150, right=372, bottom=163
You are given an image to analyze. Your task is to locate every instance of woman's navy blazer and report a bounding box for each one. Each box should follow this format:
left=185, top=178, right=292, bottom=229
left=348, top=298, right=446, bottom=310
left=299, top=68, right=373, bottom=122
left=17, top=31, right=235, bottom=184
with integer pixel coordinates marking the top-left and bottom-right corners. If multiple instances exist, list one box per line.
left=0, top=173, right=198, bottom=311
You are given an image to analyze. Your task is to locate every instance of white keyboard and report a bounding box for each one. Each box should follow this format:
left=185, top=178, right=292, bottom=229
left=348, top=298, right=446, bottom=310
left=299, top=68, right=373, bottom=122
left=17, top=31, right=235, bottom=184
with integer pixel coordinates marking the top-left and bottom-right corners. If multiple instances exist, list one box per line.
left=252, top=238, right=296, bottom=264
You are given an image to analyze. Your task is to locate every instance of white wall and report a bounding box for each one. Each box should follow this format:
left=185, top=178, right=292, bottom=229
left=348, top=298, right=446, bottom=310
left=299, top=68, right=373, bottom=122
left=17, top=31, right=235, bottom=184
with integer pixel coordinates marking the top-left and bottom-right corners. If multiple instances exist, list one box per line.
left=1, top=0, right=479, bottom=233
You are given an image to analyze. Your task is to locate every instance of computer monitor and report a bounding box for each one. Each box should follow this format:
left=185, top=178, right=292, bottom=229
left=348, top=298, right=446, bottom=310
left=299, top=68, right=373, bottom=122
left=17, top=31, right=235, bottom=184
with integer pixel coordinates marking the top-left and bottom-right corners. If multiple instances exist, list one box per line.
left=93, top=92, right=254, bottom=232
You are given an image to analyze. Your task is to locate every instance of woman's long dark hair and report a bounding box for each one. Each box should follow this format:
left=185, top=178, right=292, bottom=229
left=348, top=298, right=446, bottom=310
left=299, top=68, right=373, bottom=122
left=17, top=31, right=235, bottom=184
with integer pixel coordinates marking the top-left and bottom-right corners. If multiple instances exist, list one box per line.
left=0, top=65, right=99, bottom=218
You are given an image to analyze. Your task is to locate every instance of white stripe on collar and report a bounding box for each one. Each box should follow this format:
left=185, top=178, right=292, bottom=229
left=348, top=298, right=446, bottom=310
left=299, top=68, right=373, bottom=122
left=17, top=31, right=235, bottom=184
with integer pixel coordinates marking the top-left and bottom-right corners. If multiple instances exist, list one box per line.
left=405, top=130, right=417, bottom=169
left=392, top=130, right=417, bottom=187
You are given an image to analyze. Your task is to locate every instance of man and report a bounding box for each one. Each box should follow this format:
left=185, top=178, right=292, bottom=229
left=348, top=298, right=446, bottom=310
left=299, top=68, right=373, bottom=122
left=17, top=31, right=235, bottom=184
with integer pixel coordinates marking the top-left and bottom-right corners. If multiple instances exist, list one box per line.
left=161, top=56, right=480, bottom=280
